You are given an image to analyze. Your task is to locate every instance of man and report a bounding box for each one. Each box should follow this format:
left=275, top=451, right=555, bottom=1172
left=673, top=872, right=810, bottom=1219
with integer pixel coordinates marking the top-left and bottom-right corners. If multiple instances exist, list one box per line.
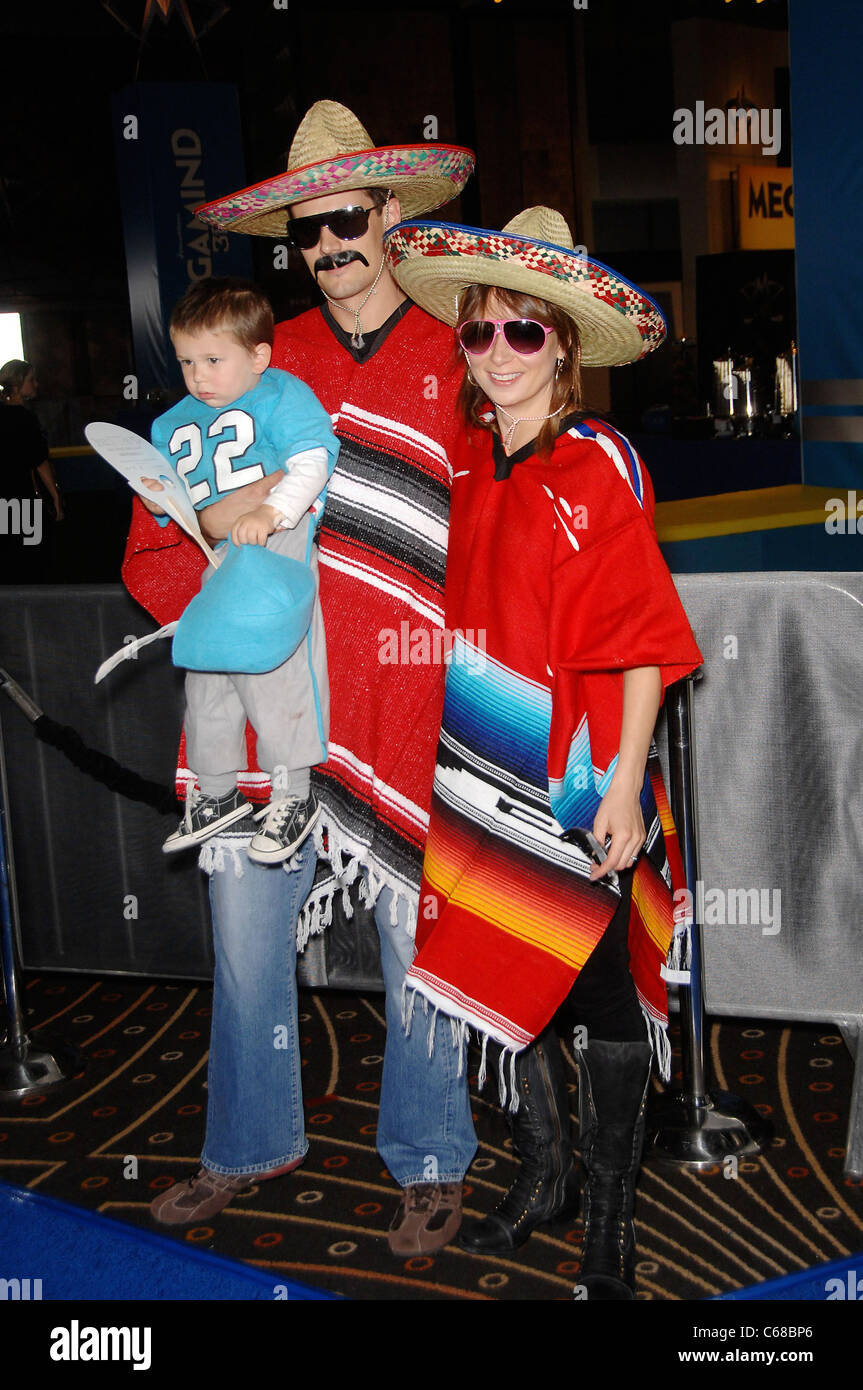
left=122, top=102, right=478, bottom=1254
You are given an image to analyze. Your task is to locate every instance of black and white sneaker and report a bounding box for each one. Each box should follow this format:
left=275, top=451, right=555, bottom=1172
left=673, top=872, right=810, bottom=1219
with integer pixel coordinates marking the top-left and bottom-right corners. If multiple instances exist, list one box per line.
left=163, top=786, right=254, bottom=854
left=247, top=792, right=321, bottom=864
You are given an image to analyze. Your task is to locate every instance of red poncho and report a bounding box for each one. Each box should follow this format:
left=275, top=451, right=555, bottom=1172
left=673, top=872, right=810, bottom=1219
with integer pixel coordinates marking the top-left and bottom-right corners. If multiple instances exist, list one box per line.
left=404, top=416, right=703, bottom=1070
left=122, top=304, right=463, bottom=932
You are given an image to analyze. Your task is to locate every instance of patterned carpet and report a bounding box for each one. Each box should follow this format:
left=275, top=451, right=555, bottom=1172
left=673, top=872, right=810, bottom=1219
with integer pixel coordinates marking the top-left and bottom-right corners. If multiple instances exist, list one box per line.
left=1, top=972, right=861, bottom=1301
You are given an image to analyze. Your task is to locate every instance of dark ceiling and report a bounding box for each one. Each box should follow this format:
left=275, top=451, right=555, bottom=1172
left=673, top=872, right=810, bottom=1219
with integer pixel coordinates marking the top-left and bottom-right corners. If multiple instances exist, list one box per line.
left=0, top=0, right=789, bottom=307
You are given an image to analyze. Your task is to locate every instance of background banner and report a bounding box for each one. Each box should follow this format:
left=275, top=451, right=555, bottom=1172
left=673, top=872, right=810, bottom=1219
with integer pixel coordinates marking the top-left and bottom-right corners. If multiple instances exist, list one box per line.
left=737, top=164, right=793, bottom=250
left=789, top=0, right=863, bottom=486
left=111, top=82, right=253, bottom=398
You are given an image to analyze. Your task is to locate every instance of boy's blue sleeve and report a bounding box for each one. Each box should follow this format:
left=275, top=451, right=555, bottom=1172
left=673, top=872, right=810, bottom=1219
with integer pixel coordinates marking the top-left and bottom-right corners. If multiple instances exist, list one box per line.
left=268, top=372, right=339, bottom=476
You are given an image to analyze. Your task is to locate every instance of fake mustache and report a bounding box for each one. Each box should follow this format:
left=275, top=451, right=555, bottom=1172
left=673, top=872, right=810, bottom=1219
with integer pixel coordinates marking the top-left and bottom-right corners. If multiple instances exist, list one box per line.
left=314, top=250, right=369, bottom=277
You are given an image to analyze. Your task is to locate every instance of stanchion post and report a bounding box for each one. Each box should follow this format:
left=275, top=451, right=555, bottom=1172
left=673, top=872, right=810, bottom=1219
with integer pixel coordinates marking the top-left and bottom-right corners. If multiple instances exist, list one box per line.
left=668, top=676, right=708, bottom=1105
left=0, top=676, right=81, bottom=1095
left=646, top=673, right=771, bottom=1167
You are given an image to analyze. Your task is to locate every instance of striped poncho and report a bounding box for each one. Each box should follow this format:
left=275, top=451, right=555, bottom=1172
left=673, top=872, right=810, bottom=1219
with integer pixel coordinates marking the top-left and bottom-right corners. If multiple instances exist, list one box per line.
left=404, top=416, right=703, bottom=1077
left=122, top=303, right=462, bottom=937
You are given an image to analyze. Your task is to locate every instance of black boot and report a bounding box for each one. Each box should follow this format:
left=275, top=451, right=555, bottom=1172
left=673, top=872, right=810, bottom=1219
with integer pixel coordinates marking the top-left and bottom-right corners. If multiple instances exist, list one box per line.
left=458, top=1026, right=581, bottom=1254
left=574, top=1038, right=652, bottom=1300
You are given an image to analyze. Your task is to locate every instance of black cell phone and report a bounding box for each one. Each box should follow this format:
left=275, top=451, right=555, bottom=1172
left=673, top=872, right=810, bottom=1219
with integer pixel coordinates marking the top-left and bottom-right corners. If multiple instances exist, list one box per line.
left=560, top=827, right=620, bottom=887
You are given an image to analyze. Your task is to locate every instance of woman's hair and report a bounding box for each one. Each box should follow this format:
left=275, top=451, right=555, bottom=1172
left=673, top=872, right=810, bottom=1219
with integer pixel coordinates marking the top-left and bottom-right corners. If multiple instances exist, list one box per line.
left=0, top=359, right=33, bottom=402
left=169, top=277, right=274, bottom=351
left=454, top=285, right=583, bottom=458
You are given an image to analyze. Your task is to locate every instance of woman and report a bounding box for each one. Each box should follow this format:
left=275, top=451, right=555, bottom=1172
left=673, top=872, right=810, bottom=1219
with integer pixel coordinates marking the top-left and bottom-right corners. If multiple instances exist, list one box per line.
left=385, top=208, right=703, bottom=1298
left=0, top=360, right=63, bottom=583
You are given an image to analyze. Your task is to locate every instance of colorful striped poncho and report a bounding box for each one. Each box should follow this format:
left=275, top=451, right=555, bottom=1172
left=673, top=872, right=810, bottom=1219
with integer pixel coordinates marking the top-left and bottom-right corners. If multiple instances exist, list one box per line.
left=122, top=303, right=462, bottom=937
left=404, top=416, right=703, bottom=1078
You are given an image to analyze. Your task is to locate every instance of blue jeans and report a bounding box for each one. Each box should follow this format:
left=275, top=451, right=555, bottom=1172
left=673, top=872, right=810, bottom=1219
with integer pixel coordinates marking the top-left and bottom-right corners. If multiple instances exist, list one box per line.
left=201, top=840, right=477, bottom=1186
left=374, top=882, right=477, bottom=1185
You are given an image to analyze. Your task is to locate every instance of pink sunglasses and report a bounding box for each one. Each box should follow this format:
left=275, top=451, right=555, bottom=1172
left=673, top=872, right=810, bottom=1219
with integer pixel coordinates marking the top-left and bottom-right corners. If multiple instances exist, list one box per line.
left=457, top=318, right=556, bottom=357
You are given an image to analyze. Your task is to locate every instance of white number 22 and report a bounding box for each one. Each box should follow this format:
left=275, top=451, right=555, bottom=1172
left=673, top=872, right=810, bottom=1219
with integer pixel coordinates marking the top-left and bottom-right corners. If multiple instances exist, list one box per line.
left=168, top=411, right=265, bottom=504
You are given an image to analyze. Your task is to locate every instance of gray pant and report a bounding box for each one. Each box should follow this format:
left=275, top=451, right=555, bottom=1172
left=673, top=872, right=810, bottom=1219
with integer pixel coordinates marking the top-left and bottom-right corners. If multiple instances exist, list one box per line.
left=184, top=518, right=329, bottom=797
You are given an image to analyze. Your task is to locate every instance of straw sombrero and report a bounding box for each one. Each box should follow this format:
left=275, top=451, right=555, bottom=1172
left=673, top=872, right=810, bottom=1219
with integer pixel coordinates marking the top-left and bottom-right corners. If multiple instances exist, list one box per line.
left=384, top=206, right=666, bottom=368
left=195, top=100, right=475, bottom=237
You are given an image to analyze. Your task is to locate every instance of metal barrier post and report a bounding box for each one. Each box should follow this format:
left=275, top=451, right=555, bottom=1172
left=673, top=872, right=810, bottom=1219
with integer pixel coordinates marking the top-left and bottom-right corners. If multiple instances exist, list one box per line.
left=0, top=670, right=81, bottom=1095
left=646, top=674, right=771, bottom=1167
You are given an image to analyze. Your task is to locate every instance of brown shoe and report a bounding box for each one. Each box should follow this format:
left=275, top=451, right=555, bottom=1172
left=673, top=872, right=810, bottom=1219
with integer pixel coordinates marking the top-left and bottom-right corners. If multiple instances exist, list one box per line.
left=387, top=1182, right=463, bottom=1256
left=149, top=1158, right=302, bottom=1226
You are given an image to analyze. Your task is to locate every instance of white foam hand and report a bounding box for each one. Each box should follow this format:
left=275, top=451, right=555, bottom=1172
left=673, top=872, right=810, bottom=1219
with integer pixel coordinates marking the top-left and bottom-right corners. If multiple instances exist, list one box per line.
left=84, top=422, right=220, bottom=568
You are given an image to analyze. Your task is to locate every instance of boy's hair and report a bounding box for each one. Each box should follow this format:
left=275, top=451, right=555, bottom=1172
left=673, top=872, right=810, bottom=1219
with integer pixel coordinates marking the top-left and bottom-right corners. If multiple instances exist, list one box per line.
left=170, top=277, right=274, bottom=351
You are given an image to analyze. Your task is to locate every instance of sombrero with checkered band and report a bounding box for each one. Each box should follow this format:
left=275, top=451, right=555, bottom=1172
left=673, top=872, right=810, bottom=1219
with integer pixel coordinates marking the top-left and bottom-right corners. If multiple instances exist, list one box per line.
left=195, top=100, right=475, bottom=237
left=384, top=206, right=666, bottom=368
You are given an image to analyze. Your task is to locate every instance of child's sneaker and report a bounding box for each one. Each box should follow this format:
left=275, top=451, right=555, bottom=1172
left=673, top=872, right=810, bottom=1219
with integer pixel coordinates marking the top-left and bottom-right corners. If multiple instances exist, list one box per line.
left=163, top=786, right=253, bottom=853
left=247, top=791, right=321, bottom=864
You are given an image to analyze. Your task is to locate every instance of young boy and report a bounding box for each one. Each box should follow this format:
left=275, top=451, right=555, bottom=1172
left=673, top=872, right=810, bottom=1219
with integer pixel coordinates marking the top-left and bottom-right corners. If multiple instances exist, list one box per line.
left=141, top=277, right=338, bottom=863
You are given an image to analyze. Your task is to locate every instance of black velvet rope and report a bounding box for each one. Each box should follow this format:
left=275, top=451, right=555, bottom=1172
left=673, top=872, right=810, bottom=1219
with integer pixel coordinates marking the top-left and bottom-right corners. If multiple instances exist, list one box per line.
left=33, top=715, right=177, bottom=816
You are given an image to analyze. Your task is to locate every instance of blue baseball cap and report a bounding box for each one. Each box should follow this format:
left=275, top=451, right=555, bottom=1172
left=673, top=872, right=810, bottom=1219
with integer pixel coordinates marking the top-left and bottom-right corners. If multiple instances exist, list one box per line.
left=172, top=540, right=316, bottom=674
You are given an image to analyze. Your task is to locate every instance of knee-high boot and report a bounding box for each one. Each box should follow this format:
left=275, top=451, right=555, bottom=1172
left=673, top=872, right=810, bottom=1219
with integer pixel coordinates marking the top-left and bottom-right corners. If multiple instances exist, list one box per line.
left=574, top=1038, right=652, bottom=1300
left=458, top=1026, right=581, bottom=1254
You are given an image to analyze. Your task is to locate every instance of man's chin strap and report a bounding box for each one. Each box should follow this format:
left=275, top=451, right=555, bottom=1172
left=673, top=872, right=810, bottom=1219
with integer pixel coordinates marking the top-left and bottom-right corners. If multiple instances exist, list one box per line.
left=319, top=192, right=392, bottom=349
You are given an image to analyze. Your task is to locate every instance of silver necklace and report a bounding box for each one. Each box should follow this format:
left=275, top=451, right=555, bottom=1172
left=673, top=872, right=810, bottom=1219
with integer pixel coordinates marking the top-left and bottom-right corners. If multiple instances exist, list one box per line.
left=320, top=249, right=388, bottom=350
left=319, top=192, right=391, bottom=350
left=495, top=399, right=567, bottom=452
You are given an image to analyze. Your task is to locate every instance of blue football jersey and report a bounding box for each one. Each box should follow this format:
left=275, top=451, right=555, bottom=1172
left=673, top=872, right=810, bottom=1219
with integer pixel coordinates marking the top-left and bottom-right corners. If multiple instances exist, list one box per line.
left=150, top=367, right=338, bottom=513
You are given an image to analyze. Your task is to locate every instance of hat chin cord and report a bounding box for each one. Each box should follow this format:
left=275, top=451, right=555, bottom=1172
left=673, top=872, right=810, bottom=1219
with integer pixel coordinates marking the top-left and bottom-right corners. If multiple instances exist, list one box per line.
left=318, top=192, right=391, bottom=349
left=491, top=395, right=568, bottom=452
left=319, top=250, right=388, bottom=349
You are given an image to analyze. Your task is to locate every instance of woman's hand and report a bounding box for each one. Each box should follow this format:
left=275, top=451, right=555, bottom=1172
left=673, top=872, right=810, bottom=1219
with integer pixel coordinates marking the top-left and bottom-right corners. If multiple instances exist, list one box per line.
left=590, top=666, right=662, bottom=880
left=591, top=780, right=646, bottom=879
left=36, top=460, right=64, bottom=521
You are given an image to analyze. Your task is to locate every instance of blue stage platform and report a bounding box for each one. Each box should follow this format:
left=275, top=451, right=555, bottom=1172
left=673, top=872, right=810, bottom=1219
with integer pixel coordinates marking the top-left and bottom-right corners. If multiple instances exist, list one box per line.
left=717, top=1251, right=863, bottom=1302
left=0, top=1180, right=337, bottom=1301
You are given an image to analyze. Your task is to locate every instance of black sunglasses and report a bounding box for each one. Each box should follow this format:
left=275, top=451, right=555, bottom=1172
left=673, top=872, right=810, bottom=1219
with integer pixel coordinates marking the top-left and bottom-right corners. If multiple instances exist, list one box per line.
left=287, top=203, right=377, bottom=250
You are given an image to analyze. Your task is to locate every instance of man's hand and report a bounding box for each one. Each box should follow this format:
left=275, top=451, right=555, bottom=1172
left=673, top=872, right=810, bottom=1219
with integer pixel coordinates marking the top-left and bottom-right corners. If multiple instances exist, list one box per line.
left=139, top=476, right=167, bottom=516
left=232, top=503, right=281, bottom=546
left=200, top=470, right=286, bottom=539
